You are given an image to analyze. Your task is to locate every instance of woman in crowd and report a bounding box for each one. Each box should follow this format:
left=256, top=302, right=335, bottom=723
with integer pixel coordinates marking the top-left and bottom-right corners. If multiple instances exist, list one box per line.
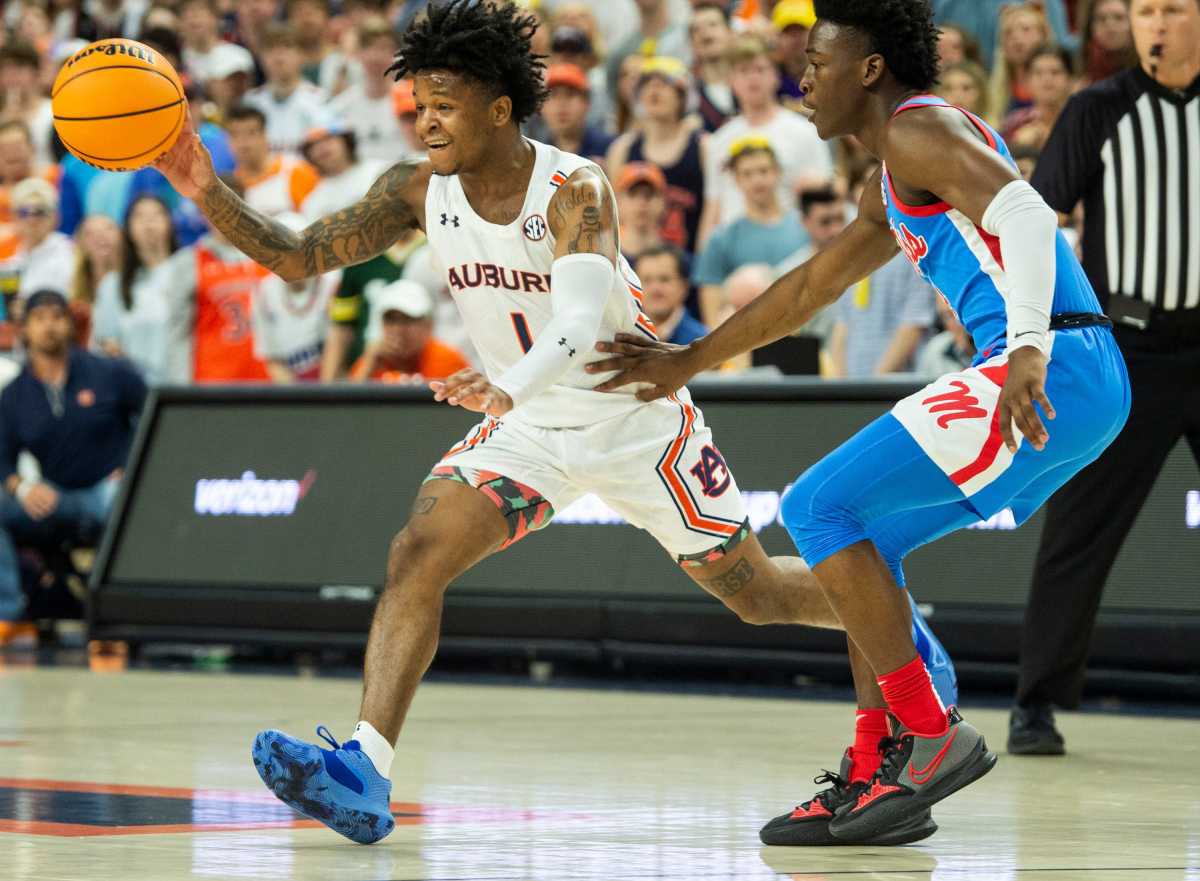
left=987, top=2, right=1054, bottom=122
left=91, top=195, right=178, bottom=385
left=1004, top=45, right=1076, bottom=149
left=936, top=22, right=984, bottom=71
left=1078, top=0, right=1137, bottom=85
left=69, top=214, right=122, bottom=346
left=938, top=60, right=991, bottom=121
left=607, top=57, right=707, bottom=254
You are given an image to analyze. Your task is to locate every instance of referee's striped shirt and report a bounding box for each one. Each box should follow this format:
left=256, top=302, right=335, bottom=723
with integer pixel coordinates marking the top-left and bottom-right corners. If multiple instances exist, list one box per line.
left=1032, top=67, right=1200, bottom=312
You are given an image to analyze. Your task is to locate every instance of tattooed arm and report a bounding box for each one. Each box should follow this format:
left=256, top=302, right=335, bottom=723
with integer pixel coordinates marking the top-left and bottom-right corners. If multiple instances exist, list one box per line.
left=154, top=113, right=429, bottom=282
left=547, top=166, right=619, bottom=264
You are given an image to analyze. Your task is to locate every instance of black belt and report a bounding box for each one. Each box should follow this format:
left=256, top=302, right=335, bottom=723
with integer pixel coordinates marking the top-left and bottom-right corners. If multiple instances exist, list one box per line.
left=1048, top=312, right=1113, bottom=331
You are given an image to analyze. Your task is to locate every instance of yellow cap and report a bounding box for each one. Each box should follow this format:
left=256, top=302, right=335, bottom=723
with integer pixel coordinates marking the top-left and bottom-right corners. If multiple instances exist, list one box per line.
left=772, top=0, right=816, bottom=31
left=728, top=133, right=774, bottom=160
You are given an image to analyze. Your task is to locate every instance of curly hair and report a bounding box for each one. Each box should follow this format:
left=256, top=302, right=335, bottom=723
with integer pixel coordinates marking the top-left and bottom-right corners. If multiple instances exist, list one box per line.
left=813, top=0, right=940, bottom=92
left=387, top=0, right=549, bottom=125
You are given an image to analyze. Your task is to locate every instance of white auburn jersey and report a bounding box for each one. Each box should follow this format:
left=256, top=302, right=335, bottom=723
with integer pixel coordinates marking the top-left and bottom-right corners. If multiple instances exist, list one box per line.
left=424, top=139, right=660, bottom=428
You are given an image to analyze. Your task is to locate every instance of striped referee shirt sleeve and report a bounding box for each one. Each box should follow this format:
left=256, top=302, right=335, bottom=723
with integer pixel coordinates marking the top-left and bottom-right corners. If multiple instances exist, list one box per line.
left=1032, top=92, right=1104, bottom=215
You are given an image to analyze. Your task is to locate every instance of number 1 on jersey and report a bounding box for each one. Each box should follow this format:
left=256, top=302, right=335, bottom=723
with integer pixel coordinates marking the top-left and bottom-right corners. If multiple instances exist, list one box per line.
left=510, top=312, right=534, bottom=353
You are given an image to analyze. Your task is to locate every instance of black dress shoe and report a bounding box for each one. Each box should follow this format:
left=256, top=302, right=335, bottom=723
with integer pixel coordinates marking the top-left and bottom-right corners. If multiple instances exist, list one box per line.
left=1007, top=703, right=1065, bottom=755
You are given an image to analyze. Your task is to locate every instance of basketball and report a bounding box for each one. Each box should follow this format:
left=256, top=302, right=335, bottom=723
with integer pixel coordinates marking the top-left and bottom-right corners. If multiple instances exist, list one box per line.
left=51, top=39, right=186, bottom=172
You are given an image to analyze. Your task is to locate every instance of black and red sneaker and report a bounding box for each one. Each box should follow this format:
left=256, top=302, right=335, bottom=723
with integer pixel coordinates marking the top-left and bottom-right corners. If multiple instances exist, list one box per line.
left=829, top=708, right=997, bottom=842
left=759, top=750, right=937, bottom=846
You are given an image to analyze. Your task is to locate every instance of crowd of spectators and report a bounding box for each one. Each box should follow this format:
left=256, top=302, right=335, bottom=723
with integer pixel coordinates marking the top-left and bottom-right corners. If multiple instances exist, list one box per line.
left=0, top=0, right=1136, bottom=394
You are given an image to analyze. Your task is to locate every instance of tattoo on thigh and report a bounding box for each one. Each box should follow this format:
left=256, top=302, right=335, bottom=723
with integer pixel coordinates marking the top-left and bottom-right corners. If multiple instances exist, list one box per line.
left=703, top=559, right=755, bottom=598
left=412, top=496, right=438, bottom=515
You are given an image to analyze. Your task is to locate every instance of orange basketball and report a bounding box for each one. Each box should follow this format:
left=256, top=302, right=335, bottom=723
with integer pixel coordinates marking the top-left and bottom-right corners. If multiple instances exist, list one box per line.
left=51, top=39, right=186, bottom=172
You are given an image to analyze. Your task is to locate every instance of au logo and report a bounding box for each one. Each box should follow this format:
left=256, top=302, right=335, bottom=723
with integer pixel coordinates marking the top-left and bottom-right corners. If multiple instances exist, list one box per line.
left=523, top=214, right=547, bottom=241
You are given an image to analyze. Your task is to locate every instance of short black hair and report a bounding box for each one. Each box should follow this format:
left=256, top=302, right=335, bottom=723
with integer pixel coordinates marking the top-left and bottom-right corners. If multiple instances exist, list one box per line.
left=813, top=0, right=940, bottom=92
left=225, top=104, right=268, bottom=128
left=1028, top=43, right=1074, bottom=76
left=690, top=1, right=732, bottom=28
left=0, top=42, right=41, bottom=70
left=387, top=0, right=548, bottom=125
left=799, top=185, right=841, bottom=216
left=635, top=244, right=689, bottom=280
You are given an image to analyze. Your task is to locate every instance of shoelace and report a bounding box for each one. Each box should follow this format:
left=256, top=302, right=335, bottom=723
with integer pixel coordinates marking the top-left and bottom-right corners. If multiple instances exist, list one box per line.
left=315, top=725, right=341, bottom=751
left=869, top=735, right=909, bottom=786
left=798, top=769, right=848, bottom=810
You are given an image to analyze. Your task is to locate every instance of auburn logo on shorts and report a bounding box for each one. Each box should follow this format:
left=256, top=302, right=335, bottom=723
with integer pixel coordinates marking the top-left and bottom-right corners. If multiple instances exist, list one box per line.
left=690, top=445, right=731, bottom=497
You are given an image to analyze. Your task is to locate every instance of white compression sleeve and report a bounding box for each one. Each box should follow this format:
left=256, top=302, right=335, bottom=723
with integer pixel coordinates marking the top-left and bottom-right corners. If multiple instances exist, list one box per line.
left=493, top=253, right=615, bottom=409
left=981, top=179, right=1059, bottom=356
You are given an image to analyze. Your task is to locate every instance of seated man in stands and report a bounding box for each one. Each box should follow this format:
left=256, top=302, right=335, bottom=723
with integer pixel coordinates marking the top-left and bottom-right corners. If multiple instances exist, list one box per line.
left=350, top=280, right=470, bottom=384
left=0, top=291, right=146, bottom=647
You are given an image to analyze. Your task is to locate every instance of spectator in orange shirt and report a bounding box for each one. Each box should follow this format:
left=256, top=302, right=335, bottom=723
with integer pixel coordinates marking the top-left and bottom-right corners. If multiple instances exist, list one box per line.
left=228, top=104, right=319, bottom=218
left=350, top=279, right=470, bottom=384
left=0, top=120, right=55, bottom=262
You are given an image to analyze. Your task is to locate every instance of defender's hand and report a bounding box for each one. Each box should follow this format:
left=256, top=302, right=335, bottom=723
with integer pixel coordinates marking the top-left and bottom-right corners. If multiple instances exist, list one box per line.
left=998, top=346, right=1055, bottom=453
left=152, top=111, right=216, bottom=200
left=587, top=333, right=700, bottom=401
left=430, top=369, right=513, bottom=417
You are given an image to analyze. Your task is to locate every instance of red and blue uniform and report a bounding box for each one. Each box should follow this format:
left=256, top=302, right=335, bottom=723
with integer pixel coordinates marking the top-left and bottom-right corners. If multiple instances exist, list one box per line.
left=781, top=95, right=1131, bottom=590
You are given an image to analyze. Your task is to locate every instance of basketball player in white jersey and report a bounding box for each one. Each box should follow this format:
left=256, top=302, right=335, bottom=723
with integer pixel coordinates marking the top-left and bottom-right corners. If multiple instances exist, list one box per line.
left=154, top=0, right=952, bottom=847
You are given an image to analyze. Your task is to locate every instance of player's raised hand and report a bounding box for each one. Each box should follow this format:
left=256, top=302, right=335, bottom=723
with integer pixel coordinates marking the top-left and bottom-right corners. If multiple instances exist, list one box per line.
left=152, top=110, right=216, bottom=200
left=430, top=369, right=513, bottom=417
left=587, top=333, right=701, bottom=401
left=997, top=346, right=1055, bottom=453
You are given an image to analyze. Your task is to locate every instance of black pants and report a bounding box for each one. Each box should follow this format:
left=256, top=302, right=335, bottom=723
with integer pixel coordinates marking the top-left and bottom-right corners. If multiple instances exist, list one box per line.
left=1015, top=328, right=1200, bottom=709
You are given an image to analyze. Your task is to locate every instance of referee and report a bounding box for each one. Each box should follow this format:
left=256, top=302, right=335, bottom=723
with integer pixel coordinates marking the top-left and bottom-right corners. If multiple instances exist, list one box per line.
left=1009, top=0, right=1200, bottom=755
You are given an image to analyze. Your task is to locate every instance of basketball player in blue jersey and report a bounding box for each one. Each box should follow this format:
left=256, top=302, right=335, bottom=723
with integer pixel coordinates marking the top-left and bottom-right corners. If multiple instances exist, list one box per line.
left=591, top=0, right=1131, bottom=843
left=154, top=0, right=957, bottom=847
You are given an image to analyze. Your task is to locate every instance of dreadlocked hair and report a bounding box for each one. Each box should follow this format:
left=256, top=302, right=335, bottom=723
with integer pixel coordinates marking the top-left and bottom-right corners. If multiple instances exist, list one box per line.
left=387, top=0, right=549, bottom=125
left=813, top=0, right=940, bottom=92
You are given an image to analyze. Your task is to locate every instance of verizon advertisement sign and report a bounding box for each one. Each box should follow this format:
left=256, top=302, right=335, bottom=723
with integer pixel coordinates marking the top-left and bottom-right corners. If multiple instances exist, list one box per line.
left=194, top=470, right=317, bottom=517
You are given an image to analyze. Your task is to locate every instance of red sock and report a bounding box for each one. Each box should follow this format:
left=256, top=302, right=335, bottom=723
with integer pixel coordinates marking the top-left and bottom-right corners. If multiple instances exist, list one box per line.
left=849, top=707, right=890, bottom=783
left=877, top=656, right=949, bottom=737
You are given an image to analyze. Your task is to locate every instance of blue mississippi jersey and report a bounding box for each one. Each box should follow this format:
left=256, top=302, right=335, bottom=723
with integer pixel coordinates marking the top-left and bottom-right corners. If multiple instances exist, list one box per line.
left=881, top=94, right=1101, bottom=360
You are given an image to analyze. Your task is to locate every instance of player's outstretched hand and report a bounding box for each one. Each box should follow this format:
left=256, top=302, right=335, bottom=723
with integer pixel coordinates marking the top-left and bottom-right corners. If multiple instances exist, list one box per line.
left=430, top=369, right=513, bottom=417
left=587, top=333, right=701, bottom=401
left=997, top=346, right=1055, bottom=453
left=152, top=110, right=216, bottom=200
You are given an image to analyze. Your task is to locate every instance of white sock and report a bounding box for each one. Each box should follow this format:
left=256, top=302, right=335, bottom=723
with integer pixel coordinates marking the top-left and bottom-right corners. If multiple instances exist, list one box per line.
left=351, top=721, right=395, bottom=777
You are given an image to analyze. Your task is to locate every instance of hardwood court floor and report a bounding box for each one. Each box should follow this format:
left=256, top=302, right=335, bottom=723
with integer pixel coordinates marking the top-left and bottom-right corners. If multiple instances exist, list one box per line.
left=0, top=662, right=1196, bottom=881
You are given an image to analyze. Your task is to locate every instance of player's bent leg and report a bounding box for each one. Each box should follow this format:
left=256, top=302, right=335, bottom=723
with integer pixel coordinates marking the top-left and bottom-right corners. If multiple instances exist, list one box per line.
left=680, top=529, right=841, bottom=630
left=252, top=477, right=518, bottom=845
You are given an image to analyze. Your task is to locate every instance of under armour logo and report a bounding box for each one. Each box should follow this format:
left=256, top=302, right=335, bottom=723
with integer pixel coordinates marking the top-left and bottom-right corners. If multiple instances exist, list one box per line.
left=441, top=213, right=460, bottom=227
left=558, top=337, right=575, bottom=357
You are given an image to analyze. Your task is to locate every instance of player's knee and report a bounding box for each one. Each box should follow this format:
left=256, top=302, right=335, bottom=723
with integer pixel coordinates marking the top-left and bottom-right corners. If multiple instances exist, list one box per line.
left=780, top=470, right=860, bottom=565
left=385, top=526, right=446, bottom=593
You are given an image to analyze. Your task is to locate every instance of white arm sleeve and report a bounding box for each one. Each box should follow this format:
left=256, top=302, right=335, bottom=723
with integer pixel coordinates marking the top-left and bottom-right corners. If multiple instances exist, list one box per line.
left=981, top=179, right=1059, bottom=356
left=492, top=253, right=615, bottom=410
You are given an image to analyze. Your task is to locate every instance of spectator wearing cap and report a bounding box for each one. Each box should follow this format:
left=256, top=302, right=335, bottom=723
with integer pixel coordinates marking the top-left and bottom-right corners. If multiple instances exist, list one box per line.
left=0, top=120, right=57, bottom=260
left=243, top=23, right=334, bottom=156
left=0, top=290, right=146, bottom=645
left=0, top=43, right=54, bottom=169
left=770, top=1, right=816, bottom=110
left=200, top=39, right=257, bottom=119
left=635, top=245, right=707, bottom=346
left=547, top=23, right=611, bottom=133
left=607, top=57, right=707, bottom=254
left=350, top=279, right=471, bottom=384
left=228, top=104, right=319, bottom=218
left=180, top=0, right=256, bottom=88
left=689, top=1, right=738, bottom=133
left=4, top=178, right=75, bottom=303
left=300, top=126, right=391, bottom=222
left=693, top=136, right=807, bottom=326
left=616, top=162, right=668, bottom=264
left=540, top=64, right=614, bottom=168
left=252, top=213, right=340, bottom=384
left=699, top=34, right=831, bottom=245
left=604, top=0, right=692, bottom=103
left=391, top=80, right=425, bottom=160
left=328, top=17, right=410, bottom=164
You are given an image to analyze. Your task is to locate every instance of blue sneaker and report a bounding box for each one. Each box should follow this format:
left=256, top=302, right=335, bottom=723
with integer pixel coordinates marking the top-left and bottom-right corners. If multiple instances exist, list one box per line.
left=909, top=593, right=958, bottom=708
left=252, top=725, right=395, bottom=844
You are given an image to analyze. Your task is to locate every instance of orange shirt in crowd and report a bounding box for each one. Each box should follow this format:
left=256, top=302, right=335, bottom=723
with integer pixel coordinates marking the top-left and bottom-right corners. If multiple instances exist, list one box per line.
left=350, top=338, right=471, bottom=383
left=193, top=244, right=271, bottom=382
left=236, top=154, right=320, bottom=218
left=0, top=165, right=61, bottom=261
